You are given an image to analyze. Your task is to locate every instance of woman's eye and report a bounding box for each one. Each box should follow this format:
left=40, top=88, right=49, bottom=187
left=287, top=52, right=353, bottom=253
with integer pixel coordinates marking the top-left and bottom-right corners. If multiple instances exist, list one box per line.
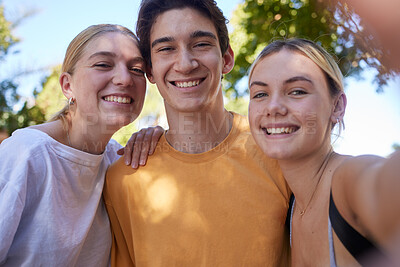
left=253, top=92, right=268, bottom=99
left=93, top=63, right=111, bottom=68
left=131, top=68, right=145, bottom=75
left=290, top=89, right=307, bottom=96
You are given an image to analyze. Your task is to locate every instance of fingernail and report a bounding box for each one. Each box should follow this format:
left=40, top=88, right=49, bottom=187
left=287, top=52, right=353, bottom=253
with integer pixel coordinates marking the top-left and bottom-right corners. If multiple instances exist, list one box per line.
left=132, top=162, right=138, bottom=169
left=125, top=160, right=129, bottom=166
left=140, top=159, right=145, bottom=166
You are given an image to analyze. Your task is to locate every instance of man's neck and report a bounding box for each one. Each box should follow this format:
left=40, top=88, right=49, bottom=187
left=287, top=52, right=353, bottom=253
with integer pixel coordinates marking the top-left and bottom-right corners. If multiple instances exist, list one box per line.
left=165, top=104, right=233, bottom=154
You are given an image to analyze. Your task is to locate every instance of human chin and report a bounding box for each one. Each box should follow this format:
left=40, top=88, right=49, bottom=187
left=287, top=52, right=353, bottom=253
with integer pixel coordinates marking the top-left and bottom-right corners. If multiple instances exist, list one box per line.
left=251, top=130, right=293, bottom=160
left=104, top=112, right=138, bottom=130
left=166, top=96, right=208, bottom=112
left=262, top=143, right=294, bottom=160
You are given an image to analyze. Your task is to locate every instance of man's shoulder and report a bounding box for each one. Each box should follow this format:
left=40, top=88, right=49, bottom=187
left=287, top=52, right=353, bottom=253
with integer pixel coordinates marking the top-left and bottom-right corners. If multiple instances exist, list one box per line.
left=231, top=112, right=250, bottom=131
left=228, top=112, right=259, bottom=151
left=106, top=156, right=135, bottom=178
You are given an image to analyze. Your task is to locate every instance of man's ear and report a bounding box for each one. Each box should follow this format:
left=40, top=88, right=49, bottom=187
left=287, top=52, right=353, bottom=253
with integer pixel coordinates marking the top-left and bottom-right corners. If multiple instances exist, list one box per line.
left=331, top=92, right=347, bottom=123
left=222, top=45, right=235, bottom=74
left=146, top=65, right=156, bottom=84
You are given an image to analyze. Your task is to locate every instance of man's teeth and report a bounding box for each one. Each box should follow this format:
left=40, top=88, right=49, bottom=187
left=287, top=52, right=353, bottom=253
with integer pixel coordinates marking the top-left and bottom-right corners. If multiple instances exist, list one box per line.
left=175, top=80, right=200, bottom=88
left=266, top=127, right=296, bottom=135
left=104, top=96, right=132, bottom=104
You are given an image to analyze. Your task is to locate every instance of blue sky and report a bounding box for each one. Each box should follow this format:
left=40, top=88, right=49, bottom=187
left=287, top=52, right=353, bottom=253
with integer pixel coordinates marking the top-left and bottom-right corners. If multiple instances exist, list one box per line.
left=2, top=0, right=400, bottom=157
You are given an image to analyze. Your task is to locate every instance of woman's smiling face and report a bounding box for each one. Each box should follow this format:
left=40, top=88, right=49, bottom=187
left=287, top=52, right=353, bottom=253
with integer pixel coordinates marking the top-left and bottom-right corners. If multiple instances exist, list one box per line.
left=67, top=32, right=146, bottom=132
left=248, top=49, right=337, bottom=161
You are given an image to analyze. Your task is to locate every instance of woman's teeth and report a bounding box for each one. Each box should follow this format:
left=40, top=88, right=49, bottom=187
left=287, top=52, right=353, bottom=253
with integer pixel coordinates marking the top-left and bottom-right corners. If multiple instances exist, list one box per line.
left=104, top=96, right=132, bottom=104
left=265, top=127, right=297, bottom=135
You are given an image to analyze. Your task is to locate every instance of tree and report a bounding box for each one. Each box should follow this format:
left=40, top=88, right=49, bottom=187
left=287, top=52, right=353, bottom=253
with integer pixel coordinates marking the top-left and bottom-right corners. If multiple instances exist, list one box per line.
left=0, top=3, right=19, bottom=116
left=35, top=65, right=66, bottom=120
left=226, top=0, right=397, bottom=97
left=0, top=2, right=44, bottom=135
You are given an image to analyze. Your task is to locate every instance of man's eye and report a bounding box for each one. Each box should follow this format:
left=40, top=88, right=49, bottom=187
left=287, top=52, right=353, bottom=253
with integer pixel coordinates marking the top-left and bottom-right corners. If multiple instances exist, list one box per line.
left=195, top=42, right=211, bottom=48
left=158, top=47, right=173, bottom=52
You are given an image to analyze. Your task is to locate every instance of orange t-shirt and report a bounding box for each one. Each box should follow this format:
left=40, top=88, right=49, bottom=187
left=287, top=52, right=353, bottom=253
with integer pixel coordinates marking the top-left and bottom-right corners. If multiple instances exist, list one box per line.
left=104, top=113, right=291, bottom=267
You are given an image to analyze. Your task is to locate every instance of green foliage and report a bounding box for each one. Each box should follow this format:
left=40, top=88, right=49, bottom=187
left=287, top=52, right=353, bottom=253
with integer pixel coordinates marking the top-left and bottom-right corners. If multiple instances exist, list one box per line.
left=227, top=0, right=396, bottom=96
left=0, top=3, right=45, bottom=134
left=35, top=65, right=66, bottom=120
left=225, top=92, right=249, bottom=116
left=0, top=79, right=18, bottom=113
left=0, top=101, right=46, bottom=135
left=0, top=3, right=19, bottom=114
left=0, top=4, right=19, bottom=61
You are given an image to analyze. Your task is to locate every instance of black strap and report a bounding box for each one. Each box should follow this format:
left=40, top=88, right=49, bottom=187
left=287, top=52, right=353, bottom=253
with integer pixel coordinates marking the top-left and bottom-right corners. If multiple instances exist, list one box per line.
left=286, top=194, right=295, bottom=230
left=329, top=191, right=386, bottom=265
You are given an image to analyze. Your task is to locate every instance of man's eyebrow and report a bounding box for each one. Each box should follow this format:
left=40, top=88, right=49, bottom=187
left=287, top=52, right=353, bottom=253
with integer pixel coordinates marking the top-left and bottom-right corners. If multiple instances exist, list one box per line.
left=190, top=30, right=217, bottom=40
left=249, top=80, right=268, bottom=89
left=285, top=76, right=313, bottom=85
left=151, top=37, right=174, bottom=48
left=88, top=51, right=116, bottom=59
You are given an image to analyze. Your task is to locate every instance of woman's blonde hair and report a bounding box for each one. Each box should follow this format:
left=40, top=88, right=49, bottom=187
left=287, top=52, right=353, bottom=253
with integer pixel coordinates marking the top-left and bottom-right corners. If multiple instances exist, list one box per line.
left=49, top=24, right=139, bottom=122
left=248, top=38, right=345, bottom=132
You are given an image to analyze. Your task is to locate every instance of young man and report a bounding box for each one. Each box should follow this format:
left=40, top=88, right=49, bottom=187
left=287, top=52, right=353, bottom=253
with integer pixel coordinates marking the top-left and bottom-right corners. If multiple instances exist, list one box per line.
left=103, top=1, right=290, bottom=266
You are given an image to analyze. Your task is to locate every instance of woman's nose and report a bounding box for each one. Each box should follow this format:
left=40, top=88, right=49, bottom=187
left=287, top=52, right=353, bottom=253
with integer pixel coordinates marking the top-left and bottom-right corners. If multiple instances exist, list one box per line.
left=113, top=65, right=133, bottom=86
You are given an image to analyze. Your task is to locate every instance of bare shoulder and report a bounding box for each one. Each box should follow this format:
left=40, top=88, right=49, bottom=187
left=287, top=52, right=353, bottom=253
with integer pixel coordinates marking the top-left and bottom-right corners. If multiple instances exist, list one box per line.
left=332, top=154, right=385, bottom=204
left=332, top=155, right=384, bottom=188
left=331, top=154, right=390, bottom=237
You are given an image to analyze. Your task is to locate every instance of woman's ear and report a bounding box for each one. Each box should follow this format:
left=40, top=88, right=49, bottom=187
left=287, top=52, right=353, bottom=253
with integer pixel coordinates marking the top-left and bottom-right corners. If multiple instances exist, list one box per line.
left=222, top=45, right=235, bottom=74
left=59, top=72, right=74, bottom=99
left=331, top=92, right=347, bottom=123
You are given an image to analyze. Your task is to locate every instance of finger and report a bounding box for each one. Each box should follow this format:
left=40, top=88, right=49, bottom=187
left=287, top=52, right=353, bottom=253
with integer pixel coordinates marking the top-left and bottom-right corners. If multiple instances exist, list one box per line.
left=138, top=128, right=155, bottom=166
left=148, top=126, right=164, bottom=155
left=131, top=129, right=146, bottom=169
left=123, top=133, right=137, bottom=166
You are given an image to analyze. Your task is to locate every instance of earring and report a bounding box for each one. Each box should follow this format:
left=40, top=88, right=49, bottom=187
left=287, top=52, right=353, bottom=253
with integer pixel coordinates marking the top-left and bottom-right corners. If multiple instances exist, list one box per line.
left=68, top=97, right=75, bottom=106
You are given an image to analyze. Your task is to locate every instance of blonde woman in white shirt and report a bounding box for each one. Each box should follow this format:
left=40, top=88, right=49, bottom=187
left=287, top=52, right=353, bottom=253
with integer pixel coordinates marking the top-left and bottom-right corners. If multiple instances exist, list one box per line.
left=0, top=24, right=161, bottom=266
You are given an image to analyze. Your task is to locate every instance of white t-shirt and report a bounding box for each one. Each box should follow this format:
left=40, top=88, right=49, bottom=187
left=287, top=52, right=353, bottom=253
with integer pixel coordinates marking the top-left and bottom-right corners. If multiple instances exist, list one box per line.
left=0, top=128, right=122, bottom=266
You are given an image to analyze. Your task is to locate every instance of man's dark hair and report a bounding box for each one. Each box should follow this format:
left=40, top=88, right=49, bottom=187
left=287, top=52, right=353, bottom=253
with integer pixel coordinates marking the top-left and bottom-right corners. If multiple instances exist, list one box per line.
left=136, top=0, right=229, bottom=66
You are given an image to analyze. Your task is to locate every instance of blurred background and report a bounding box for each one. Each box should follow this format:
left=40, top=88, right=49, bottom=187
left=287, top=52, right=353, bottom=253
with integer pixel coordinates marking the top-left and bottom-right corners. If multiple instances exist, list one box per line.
left=1, top=0, right=399, bottom=156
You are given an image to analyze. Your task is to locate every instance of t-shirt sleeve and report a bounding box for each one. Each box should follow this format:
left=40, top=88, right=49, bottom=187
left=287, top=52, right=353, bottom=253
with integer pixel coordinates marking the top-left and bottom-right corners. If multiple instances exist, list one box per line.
left=105, top=139, right=123, bottom=165
left=0, top=136, right=30, bottom=263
